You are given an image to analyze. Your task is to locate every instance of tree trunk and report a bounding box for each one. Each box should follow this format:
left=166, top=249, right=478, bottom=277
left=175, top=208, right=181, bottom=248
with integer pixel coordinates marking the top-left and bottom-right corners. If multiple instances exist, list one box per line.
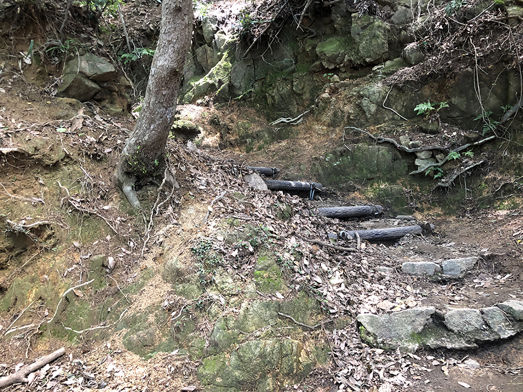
left=115, top=0, right=193, bottom=208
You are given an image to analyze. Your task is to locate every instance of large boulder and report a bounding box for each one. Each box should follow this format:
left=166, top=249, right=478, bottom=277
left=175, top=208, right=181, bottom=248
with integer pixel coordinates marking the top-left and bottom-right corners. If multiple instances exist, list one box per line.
left=58, top=72, right=101, bottom=101
left=58, top=53, right=118, bottom=102
left=351, top=15, right=390, bottom=63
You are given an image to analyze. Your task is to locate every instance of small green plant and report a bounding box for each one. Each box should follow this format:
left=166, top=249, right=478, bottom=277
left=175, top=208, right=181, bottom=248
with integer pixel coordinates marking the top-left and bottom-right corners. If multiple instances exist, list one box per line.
left=463, top=150, right=474, bottom=158
left=474, top=111, right=499, bottom=135
left=121, top=47, right=155, bottom=64
left=445, top=0, right=465, bottom=16
left=425, top=166, right=444, bottom=179
left=414, top=101, right=449, bottom=116
left=447, top=151, right=461, bottom=161
left=45, top=38, right=81, bottom=58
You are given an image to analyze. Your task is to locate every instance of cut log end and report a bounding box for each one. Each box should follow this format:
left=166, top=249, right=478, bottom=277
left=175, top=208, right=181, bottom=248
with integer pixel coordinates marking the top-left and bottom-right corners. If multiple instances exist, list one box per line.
left=246, top=166, right=280, bottom=177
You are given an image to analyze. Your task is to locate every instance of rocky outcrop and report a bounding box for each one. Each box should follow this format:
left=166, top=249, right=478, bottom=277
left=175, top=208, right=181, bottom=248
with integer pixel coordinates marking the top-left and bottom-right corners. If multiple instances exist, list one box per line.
left=58, top=53, right=129, bottom=113
left=357, top=300, right=523, bottom=352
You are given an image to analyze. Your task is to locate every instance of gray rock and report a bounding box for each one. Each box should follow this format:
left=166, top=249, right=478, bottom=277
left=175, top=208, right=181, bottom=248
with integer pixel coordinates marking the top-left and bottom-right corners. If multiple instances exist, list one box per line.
left=195, top=45, right=218, bottom=73
left=441, top=256, right=478, bottom=277
left=244, top=173, right=268, bottom=191
left=351, top=15, right=389, bottom=63
left=481, top=306, right=520, bottom=339
left=435, top=153, right=446, bottom=162
left=497, top=300, right=523, bottom=321
left=401, top=262, right=441, bottom=276
left=58, top=72, right=101, bottom=101
left=399, top=135, right=410, bottom=146
left=357, top=307, right=435, bottom=352
left=415, top=150, right=433, bottom=159
left=230, top=60, right=254, bottom=95
left=64, top=53, right=117, bottom=82
left=377, top=266, right=394, bottom=275
left=408, top=140, right=421, bottom=148
left=444, top=308, right=497, bottom=341
left=201, top=16, right=218, bottom=44
left=402, top=42, right=425, bottom=66
left=415, top=158, right=437, bottom=169
left=391, top=6, right=412, bottom=25
left=419, top=323, right=478, bottom=350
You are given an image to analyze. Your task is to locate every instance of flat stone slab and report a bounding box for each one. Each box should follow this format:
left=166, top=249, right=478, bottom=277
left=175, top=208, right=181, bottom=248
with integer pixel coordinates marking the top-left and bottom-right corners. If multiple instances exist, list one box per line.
left=444, top=308, right=497, bottom=341
left=497, top=300, right=523, bottom=321
left=441, top=256, right=479, bottom=277
left=481, top=306, right=519, bottom=339
left=357, top=299, right=523, bottom=352
left=402, top=261, right=441, bottom=276
left=357, top=307, right=435, bottom=352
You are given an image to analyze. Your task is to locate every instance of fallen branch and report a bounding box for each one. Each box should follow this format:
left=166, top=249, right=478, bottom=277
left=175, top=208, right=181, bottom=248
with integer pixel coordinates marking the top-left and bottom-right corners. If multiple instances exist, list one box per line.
left=3, top=301, right=35, bottom=337
left=202, top=191, right=227, bottom=224
left=0, top=182, right=45, bottom=205
left=270, top=109, right=311, bottom=126
left=382, top=86, right=408, bottom=121
left=317, top=205, right=383, bottom=219
left=297, top=235, right=357, bottom=253
left=409, top=136, right=495, bottom=175
left=347, top=127, right=447, bottom=153
left=0, top=347, right=65, bottom=388
left=434, top=160, right=486, bottom=189
left=277, top=312, right=332, bottom=330
left=47, top=279, right=94, bottom=325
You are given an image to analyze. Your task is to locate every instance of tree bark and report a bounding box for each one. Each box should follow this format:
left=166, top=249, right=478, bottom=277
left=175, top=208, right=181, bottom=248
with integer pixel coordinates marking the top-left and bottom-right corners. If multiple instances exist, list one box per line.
left=317, top=205, right=383, bottom=219
left=115, top=0, right=193, bottom=208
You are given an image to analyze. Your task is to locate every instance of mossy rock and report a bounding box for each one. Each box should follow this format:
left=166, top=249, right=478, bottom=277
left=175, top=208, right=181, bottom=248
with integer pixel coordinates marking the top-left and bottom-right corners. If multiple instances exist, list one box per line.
left=198, top=338, right=319, bottom=390
left=253, top=255, right=287, bottom=294
left=313, top=144, right=409, bottom=189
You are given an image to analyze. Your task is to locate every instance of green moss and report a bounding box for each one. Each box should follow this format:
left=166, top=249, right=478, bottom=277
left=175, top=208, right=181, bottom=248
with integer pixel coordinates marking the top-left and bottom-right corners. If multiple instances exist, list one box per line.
left=0, top=276, right=34, bottom=311
left=254, top=255, right=287, bottom=294
left=359, top=325, right=377, bottom=346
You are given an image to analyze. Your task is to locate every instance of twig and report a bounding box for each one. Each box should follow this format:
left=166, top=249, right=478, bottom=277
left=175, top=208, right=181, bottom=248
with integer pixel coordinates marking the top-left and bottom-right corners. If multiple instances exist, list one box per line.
left=62, top=308, right=129, bottom=335
left=59, top=0, right=73, bottom=37
left=296, top=0, right=313, bottom=30
left=382, top=86, right=408, bottom=121
left=409, top=135, right=495, bottom=175
left=346, top=127, right=447, bottom=153
left=118, top=3, right=132, bottom=53
left=277, top=312, right=332, bottom=330
left=202, top=191, right=227, bottom=224
left=0, top=347, right=65, bottom=388
left=47, top=279, right=94, bottom=325
left=434, top=160, right=486, bottom=189
left=141, top=167, right=169, bottom=257
left=297, top=235, right=357, bottom=253
left=3, top=301, right=35, bottom=337
left=270, top=109, right=311, bottom=125
left=0, top=182, right=45, bottom=205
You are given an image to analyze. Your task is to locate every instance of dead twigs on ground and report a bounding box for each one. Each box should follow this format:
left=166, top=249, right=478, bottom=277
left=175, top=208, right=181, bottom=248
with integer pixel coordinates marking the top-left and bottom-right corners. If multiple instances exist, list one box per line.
left=296, top=234, right=357, bottom=253
left=277, top=312, right=332, bottom=330
left=0, top=347, right=65, bottom=389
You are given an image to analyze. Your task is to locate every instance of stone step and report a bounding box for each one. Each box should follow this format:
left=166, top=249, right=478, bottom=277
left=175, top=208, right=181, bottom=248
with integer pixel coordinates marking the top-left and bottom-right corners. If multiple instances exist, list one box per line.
left=401, top=256, right=479, bottom=279
left=357, top=299, right=523, bottom=352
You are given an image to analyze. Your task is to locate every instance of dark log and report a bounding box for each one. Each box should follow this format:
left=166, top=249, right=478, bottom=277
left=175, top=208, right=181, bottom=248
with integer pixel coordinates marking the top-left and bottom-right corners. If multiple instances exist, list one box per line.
left=264, top=180, right=323, bottom=192
left=318, top=205, right=383, bottom=219
left=339, top=225, right=423, bottom=241
left=246, top=166, right=280, bottom=177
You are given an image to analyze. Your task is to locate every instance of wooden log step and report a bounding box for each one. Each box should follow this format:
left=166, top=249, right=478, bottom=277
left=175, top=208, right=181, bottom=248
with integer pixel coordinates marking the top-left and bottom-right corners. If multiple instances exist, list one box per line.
left=338, top=225, right=423, bottom=241
left=246, top=166, right=280, bottom=177
left=318, top=205, right=383, bottom=219
left=264, top=179, right=323, bottom=200
left=264, top=180, right=323, bottom=192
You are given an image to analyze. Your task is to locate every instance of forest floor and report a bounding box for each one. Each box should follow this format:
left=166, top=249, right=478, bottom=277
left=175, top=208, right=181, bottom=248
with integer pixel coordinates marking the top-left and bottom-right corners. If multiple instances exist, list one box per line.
left=0, top=0, right=522, bottom=390
left=0, top=56, right=521, bottom=391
